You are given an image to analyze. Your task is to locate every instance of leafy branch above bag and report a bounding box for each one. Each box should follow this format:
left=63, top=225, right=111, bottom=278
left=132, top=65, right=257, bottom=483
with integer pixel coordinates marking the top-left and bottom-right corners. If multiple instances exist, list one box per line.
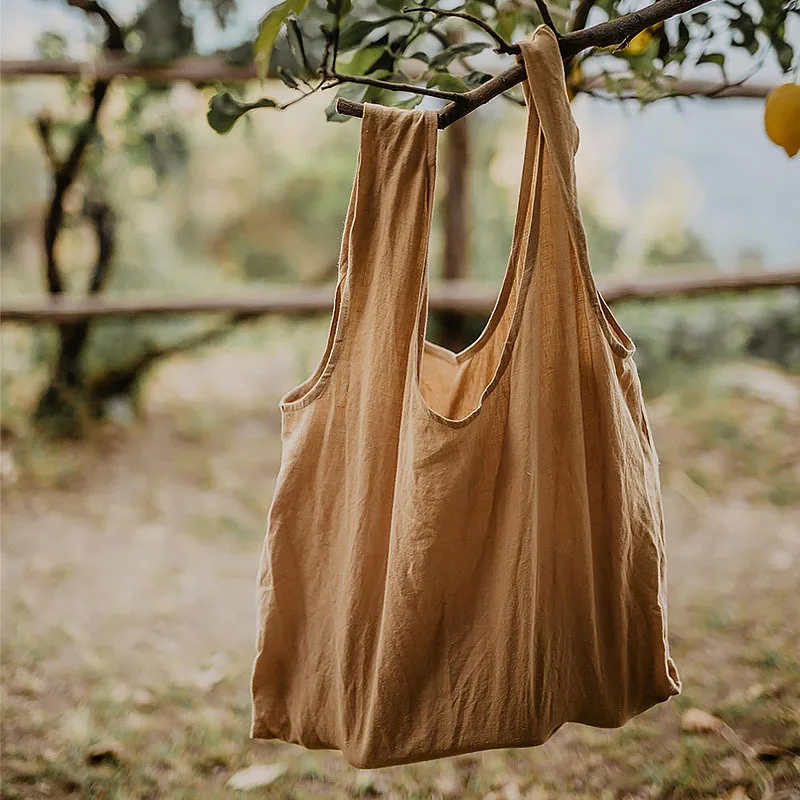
left=206, top=0, right=799, bottom=133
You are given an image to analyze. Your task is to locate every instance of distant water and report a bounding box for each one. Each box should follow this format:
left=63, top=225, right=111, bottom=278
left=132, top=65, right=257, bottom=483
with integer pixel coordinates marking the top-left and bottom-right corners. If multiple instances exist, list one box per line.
left=573, top=96, right=799, bottom=268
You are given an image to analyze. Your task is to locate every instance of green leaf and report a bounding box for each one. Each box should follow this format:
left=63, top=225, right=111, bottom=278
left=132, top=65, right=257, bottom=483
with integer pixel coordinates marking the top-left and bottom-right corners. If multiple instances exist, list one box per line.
left=427, top=72, right=469, bottom=93
left=408, top=50, right=430, bottom=64
left=363, top=84, right=389, bottom=104
left=338, top=37, right=393, bottom=75
left=37, top=31, right=68, bottom=61
left=463, top=70, right=493, bottom=89
left=496, top=12, right=517, bottom=43
left=770, top=34, right=794, bottom=71
left=277, top=66, right=300, bottom=89
left=207, top=90, right=277, bottom=134
left=730, top=11, right=758, bottom=56
left=327, top=0, right=352, bottom=17
left=696, top=51, right=726, bottom=76
left=338, top=18, right=389, bottom=51
left=677, top=18, right=690, bottom=51
left=428, top=42, right=491, bottom=70
left=285, top=18, right=312, bottom=77
left=393, top=94, right=424, bottom=109
left=254, top=0, right=310, bottom=80
left=377, top=0, right=405, bottom=9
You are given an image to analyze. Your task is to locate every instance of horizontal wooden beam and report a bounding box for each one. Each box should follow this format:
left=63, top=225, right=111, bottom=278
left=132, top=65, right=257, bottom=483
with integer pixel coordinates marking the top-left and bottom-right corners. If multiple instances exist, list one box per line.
left=0, top=57, right=258, bottom=83
left=0, top=58, right=774, bottom=100
left=1, top=271, right=797, bottom=324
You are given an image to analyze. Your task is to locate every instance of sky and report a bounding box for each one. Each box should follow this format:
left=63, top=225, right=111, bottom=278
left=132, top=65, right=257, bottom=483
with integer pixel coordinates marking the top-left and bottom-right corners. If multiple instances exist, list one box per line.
left=3, top=0, right=799, bottom=267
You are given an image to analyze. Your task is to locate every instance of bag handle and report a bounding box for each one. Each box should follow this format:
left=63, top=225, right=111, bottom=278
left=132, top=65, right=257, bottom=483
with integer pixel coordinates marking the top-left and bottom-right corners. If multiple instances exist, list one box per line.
left=519, top=28, right=634, bottom=358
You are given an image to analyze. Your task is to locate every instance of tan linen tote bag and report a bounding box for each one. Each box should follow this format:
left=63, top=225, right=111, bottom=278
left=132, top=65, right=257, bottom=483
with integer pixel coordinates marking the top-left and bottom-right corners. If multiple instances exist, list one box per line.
left=251, top=26, right=681, bottom=769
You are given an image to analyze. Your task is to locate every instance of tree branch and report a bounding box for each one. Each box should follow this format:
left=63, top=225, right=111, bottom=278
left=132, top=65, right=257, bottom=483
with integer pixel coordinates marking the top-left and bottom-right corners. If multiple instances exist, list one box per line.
left=34, top=116, right=60, bottom=170
left=84, top=197, right=116, bottom=294
left=88, top=316, right=251, bottom=407
left=402, top=6, right=517, bottom=54
left=330, top=70, right=468, bottom=102
left=338, top=0, right=714, bottom=127
left=66, top=0, right=124, bottom=50
left=533, top=0, right=560, bottom=36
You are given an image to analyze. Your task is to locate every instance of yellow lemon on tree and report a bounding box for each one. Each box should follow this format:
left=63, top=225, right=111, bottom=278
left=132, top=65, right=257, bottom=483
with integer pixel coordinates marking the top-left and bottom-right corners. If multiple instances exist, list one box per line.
left=764, top=82, right=800, bottom=158
left=623, top=23, right=662, bottom=57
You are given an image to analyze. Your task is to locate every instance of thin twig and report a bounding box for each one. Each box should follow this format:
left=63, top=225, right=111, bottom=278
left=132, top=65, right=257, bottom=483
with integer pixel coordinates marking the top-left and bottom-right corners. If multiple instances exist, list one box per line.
left=533, top=0, right=560, bottom=35
left=330, top=69, right=467, bottom=102
left=278, top=82, right=325, bottom=110
left=402, top=6, right=517, bottom=54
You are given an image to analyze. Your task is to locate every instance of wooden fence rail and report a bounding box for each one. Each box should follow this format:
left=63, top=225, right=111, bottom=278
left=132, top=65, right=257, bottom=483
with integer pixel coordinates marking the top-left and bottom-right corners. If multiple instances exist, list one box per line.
left=2, top=270, right=798, bottom=324
left=0, top=59, right=774, bottom=98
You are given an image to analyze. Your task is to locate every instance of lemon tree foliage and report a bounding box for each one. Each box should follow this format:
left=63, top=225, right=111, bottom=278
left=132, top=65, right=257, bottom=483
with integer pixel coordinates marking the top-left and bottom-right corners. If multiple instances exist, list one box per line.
left=205, top=0, right=799, bottom=133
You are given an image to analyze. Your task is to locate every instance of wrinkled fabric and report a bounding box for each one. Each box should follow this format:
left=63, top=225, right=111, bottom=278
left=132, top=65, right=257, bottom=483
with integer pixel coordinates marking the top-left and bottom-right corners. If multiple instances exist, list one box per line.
left=251, top=26, right=680, bottom=769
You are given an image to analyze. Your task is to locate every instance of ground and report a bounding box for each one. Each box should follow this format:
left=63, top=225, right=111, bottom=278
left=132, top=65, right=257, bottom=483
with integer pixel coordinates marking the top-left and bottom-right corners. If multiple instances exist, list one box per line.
left=2, top=344, right=799, bottom=799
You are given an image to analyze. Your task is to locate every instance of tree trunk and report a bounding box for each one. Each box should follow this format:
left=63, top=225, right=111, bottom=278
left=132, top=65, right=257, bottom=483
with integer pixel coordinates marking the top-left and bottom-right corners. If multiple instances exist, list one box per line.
left=34, top=200, right=115, bottom=437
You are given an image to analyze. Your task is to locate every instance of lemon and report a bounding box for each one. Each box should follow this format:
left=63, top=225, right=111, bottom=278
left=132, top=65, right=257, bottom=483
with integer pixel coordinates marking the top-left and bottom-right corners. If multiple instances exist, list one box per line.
left=625, top=28, right=654, bottom=56
left=764, top=83, right=800, bottom=158
left=623, top=23, right=662, bottom=57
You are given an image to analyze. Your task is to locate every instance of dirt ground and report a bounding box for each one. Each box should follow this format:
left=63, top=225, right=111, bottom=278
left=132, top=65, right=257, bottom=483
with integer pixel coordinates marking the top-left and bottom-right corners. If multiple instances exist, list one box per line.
left=2, top=346, right=799, bottom=799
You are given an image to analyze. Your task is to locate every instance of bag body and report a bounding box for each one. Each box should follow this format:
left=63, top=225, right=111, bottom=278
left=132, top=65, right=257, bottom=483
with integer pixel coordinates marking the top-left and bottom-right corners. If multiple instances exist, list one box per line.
left=251, top=26, right=680, bottom=769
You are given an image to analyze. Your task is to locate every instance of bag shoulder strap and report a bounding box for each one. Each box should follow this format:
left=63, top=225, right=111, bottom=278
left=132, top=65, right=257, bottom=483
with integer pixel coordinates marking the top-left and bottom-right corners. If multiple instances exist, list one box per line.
left=518, top=28, right=634, bottom=358
left=338, top=104, right=438, bottom=345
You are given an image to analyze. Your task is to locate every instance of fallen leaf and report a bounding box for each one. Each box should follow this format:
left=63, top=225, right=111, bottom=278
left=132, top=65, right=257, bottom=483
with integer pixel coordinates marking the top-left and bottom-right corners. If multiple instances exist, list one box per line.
left=681, top=707, right=724, bottom=734
left=226, top=763, right=288, bottom=791
left=85, top=741, right=123, bottom=766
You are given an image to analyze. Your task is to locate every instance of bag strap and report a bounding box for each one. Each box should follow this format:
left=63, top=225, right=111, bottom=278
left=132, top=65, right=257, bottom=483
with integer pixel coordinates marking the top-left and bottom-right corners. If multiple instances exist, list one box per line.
left=337, top=104, right=439, bottom=358
left=518, top=28, right=634, bottom=358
